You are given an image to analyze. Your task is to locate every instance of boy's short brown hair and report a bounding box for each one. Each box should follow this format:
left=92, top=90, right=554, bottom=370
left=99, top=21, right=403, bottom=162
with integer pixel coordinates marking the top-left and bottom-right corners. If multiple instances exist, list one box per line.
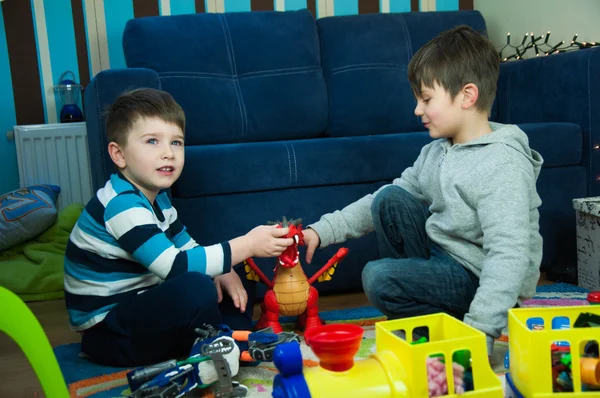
left=105, top=88, right=185, bottom=147
left=408, top=25, right=499, bottom=113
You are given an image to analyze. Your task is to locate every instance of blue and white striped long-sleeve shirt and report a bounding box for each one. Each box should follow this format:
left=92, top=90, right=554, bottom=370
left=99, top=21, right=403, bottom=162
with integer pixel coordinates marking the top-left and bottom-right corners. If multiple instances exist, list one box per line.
left=64, top=173, right=231, bottom=331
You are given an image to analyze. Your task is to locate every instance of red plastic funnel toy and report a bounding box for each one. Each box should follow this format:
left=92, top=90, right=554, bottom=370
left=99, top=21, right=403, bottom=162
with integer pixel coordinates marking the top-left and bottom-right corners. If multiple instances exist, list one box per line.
left=304, top=323, right=364, bottom=372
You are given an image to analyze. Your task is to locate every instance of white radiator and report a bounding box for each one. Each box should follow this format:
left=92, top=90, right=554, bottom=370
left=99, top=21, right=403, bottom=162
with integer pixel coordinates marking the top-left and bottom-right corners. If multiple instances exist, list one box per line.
left=14, top=122, right=93, bottom=211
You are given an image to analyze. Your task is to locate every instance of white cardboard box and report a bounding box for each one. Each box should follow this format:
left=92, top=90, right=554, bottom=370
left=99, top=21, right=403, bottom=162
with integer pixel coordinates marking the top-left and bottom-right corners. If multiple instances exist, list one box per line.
left=573, top=196, right=600, bottom=290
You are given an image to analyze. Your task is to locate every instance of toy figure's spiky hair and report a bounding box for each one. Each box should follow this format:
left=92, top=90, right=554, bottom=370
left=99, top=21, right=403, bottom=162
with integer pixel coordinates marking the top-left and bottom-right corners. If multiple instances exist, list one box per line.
left=268, top=216, right=303, bottom=227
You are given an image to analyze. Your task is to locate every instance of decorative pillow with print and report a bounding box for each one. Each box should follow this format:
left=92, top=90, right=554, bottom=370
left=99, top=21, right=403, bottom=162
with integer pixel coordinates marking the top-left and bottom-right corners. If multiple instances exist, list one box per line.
left=0, top=185, right=61, bottom=251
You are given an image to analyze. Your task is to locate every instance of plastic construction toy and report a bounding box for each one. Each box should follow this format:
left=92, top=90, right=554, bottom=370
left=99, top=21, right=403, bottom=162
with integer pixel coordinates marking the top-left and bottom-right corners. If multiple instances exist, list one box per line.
left=505, top=305, right=600, bottom=397
left=127, top=336, right=245, bottom=398
left=126, top=324, right=301, bottom=397
left=271, top=314, right=502, bottom=397
left=193, top=323, right=301, bottom=363
left=244, top=216, right=349, bottom=333
left=411, top=337, right=471, bottom=395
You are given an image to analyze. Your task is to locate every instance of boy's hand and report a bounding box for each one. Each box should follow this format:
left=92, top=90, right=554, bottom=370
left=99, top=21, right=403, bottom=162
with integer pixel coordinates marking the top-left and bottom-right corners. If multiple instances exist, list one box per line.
left=214, top=270, right=247, bottom=313
left=303, top=228, right=321, bottom=264
left=246, top=225, right=294, bottom=258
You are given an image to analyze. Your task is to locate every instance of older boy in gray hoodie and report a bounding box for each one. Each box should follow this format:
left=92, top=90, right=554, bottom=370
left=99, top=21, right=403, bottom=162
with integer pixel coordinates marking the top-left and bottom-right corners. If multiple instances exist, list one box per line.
left=303, top=25, right=543, bottom=354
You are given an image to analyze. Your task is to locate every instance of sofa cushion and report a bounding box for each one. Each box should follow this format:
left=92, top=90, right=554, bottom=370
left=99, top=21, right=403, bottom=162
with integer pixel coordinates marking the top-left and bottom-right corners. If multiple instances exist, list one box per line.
left=174, top=132, right=433, bottom=198
left=317, top=11, right=488, bottom=138
left=175, top=122, right=581, bottom=199
left=123, top=9, right=327, bottom=145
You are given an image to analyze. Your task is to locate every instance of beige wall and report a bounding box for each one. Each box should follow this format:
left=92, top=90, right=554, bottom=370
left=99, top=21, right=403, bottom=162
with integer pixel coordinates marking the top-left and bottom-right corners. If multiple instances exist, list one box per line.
left=475, top=0, right=600, bottom=57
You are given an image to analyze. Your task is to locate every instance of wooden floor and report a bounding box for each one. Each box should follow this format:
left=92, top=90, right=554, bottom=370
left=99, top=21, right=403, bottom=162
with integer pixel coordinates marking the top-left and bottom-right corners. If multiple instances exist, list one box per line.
left=1, top=274, right=552, bottom=397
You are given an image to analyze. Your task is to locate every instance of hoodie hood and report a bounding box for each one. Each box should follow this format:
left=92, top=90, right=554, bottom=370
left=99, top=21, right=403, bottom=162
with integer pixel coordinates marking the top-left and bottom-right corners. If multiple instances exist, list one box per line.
left=458, top=122, right=544, bottom=179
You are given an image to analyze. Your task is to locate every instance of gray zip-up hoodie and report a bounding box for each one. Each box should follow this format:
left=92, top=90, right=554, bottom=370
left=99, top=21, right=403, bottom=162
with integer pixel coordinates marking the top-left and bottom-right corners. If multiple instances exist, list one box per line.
left=309, top=122, right=543, bottom=352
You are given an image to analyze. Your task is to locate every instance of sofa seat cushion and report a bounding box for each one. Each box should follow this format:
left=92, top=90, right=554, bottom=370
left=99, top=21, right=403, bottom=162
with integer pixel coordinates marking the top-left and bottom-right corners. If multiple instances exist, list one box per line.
left=174, top=132, right=433, bottom=198
left=174, top=122, right=581, bottom=199
left=519, top=122, right=582, bottom=168
left=123, top=9, right=327, bottom=145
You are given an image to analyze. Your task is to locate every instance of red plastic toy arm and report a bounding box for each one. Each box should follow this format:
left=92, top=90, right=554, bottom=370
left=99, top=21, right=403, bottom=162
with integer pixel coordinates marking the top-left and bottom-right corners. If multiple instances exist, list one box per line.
left=244, top=257, right=273, bottom=289
left=308, top=247, right=349, bottom=285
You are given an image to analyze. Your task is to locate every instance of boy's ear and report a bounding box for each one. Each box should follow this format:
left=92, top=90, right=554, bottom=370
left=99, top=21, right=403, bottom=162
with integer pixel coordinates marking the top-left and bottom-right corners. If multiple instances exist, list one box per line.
left=108, top=142, right=126, bottom=169
left=461, top=83, right=479, bottom=109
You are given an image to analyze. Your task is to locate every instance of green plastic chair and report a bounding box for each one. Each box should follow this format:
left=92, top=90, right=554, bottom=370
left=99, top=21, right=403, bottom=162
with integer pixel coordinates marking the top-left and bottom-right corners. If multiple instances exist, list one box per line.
left=0, top=286, right=69, bottom=397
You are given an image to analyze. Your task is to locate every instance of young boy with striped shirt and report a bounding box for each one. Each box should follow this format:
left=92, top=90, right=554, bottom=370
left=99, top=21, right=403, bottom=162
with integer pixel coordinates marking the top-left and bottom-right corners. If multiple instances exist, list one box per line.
left=64, top=88, right=293, bottom=366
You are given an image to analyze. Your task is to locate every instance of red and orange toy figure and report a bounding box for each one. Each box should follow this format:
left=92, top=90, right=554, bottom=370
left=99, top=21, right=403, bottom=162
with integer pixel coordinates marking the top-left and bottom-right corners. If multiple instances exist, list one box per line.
left=244, top=217, right=348, bottom=333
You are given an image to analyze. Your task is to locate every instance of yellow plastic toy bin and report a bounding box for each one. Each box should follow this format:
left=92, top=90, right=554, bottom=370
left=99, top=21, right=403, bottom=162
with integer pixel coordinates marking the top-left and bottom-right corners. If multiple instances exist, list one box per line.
left=375, top=313, right=503, bottom=397
left=506, top=306, right=600, bottom=397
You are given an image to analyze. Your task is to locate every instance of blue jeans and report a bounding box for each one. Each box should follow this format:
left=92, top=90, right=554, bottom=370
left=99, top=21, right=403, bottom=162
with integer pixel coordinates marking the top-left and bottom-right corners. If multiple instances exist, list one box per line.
left=362, top=185, right=479, bottom=321
left=81, top=266, right=255, bottom=367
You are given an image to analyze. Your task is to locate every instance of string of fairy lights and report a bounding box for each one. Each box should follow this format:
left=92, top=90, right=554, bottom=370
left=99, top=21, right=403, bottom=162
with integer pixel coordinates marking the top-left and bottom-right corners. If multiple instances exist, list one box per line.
left=498, top=31, right=599, bottom=62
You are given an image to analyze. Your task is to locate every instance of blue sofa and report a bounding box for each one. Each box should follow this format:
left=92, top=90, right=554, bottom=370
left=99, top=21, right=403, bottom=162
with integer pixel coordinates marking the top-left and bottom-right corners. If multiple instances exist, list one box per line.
left=84, top=9, right=600, bottom=298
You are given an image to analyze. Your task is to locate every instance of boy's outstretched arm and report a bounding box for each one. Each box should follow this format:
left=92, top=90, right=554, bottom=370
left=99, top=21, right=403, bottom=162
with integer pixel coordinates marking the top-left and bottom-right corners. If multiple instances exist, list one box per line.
left=104, top=195, right=292, bottom=281
left=168, top=218, right=199, bottom=250
left=307, top=142, right=433, bottom=260
left=168, top=223, right=292, bottom=312
left=104, top=193, right=232, bottom=279
left=219, top=226, right=294, bottom=311
left=229, top=225, right=294, bottom=265
left=170, top=221, right=294, bottom=266
left=463, top=162, right=541, bottom=354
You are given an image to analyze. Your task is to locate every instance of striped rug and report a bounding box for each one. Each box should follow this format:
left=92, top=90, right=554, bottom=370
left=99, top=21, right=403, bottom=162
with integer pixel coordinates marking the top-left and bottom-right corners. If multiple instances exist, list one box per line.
left=522, top=282, right=590, bottom=307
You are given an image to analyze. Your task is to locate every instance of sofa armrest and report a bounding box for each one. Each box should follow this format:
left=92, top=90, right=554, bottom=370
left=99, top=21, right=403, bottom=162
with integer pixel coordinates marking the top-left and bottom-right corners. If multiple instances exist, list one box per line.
left=84, top=68, right=161, bottom=191
left=495, top=48, right=600, bottom=195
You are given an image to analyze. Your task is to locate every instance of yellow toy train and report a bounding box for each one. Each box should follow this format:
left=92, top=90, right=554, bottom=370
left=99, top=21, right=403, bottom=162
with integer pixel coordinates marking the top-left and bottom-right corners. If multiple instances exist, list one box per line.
left=270, top=305, right=600, bottom=397
left=271, top=313, right=503, bottom=397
